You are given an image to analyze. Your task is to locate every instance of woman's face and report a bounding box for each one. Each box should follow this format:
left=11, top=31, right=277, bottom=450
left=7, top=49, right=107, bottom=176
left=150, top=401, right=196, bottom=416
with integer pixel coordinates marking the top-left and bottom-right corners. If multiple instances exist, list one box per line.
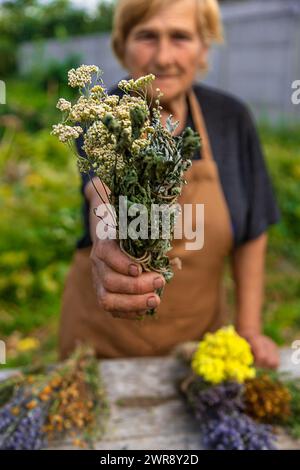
left=123, top=0, right=208, bottom=104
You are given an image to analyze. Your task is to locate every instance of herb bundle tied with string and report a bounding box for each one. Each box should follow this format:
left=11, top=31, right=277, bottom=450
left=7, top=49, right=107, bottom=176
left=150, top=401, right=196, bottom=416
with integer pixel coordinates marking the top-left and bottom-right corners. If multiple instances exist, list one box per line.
left=52, top=65, right=201, bottom=316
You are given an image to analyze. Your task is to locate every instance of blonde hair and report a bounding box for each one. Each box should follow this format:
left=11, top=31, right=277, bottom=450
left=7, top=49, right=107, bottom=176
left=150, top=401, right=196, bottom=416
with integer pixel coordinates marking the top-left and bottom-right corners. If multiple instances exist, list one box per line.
left=112, top=0, right=224, bottom=67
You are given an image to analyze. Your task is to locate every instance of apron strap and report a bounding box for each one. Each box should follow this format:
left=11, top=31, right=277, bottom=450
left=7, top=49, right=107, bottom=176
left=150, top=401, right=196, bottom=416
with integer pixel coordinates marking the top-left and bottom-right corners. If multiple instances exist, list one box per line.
left=187, top=89, right=213, bottom=162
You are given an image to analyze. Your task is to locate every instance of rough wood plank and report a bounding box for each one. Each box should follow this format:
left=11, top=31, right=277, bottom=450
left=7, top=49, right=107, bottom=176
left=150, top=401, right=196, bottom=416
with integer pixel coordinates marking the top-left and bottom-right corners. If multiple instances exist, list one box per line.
left=99, top=356, right=189, bottom=400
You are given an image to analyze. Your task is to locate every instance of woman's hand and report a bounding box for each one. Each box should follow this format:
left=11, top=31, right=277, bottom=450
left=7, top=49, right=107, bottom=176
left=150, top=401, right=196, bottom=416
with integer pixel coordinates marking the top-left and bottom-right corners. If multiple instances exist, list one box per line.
left=85, top=178, right=165, bottom=320
left=239, top=330, right=280, bottom=369
left=90, top=238, right=165, bottom=320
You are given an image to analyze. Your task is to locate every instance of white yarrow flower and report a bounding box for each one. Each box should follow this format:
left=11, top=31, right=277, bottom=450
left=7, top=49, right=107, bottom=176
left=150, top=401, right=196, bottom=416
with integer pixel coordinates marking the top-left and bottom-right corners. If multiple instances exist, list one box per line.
left=56, top=98, right=72, bottom=112
left=51, top=124, right=83, bottom=142
left=68, top=65, right=100, bottom=88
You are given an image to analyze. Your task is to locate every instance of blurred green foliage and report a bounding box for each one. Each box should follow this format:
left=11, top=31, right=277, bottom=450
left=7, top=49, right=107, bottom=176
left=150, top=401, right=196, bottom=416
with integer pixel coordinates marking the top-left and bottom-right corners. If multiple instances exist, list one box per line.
left=226, top=123, right=300, bottom=347
left=0, top=77, right=82, bottom=365
left=0, top=0, right=115, bottom=77
left=259, top=125, right=300, bottom=345
left=261, top=125, right=300, bottom=263
left=0, top=0, right=116, bottom=365
left=0, top=61, right=80, bottom=138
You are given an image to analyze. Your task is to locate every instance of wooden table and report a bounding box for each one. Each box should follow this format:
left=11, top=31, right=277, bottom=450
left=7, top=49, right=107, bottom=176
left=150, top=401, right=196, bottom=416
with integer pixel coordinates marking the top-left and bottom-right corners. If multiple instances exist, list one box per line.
left=1, top=348, right=300, bottom=450
left=53, top=348, right=300, bottom=450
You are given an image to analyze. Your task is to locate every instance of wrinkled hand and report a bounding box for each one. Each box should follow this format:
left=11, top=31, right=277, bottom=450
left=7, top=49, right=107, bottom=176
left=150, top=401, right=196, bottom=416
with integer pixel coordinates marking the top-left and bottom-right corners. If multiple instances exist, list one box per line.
left=90, top=239, right=165, bottom=320
left=239, top=331, right=280, bottom=369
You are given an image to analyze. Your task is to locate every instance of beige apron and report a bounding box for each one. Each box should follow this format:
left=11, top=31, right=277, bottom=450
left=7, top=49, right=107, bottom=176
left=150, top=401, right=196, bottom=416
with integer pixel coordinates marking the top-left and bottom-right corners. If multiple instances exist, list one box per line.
left=58, top=89, right=233, bottom=360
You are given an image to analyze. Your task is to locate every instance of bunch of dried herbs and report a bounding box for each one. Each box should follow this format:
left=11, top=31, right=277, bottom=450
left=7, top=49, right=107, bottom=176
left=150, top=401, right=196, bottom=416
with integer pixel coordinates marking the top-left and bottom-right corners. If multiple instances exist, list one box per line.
left=244, top=374, right=291, bottom=423
left=0, top=346, right=108, bottom=449
left=52, top=65, right=201, bottom=315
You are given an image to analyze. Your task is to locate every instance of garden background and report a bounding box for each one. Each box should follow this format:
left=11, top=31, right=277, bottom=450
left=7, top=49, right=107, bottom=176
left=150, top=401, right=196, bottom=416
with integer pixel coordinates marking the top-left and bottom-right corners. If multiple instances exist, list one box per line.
left=0, top=0, right=300, bottom=368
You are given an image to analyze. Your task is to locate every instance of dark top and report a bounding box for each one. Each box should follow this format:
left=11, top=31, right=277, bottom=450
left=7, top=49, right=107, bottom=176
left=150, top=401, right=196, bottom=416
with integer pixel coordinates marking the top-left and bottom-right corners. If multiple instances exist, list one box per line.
left=75, top=81, right=281, bottom=250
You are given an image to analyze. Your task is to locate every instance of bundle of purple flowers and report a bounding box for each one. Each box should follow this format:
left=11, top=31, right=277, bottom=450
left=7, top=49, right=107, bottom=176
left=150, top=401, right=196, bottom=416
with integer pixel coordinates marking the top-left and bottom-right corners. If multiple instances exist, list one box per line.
left=0, top=347, right=108, bottom=450
left=182, top=377, right=277, bottom=450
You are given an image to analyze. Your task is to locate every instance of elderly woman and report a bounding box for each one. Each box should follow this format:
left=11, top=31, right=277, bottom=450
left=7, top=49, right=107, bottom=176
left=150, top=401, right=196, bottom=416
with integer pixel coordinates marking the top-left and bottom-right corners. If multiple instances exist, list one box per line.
left=59, top=0, right=281, bottom=368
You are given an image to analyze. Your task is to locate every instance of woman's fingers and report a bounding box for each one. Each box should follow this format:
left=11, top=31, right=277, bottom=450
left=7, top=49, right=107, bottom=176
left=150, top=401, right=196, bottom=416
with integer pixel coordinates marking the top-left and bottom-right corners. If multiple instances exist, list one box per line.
left=263, top=340, right=279, bottom=369
left=90, top=239, right=165, bottom=318
left=101, top=265, right=165, bottom=295
left=92, top=239, right=142, bottom=277
left=98, top=287, right=161, bottom=313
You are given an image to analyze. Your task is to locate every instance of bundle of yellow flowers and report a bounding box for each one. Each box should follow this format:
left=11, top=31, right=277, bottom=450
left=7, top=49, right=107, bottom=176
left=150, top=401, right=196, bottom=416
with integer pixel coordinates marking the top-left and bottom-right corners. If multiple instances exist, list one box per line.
left=191, top=326, right=256, bottom=384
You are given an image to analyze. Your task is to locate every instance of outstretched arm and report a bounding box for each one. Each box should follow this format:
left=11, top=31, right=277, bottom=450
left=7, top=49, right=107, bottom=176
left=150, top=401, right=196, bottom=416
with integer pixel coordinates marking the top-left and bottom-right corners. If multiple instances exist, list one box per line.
left=231, top=232, right=279, bottom=369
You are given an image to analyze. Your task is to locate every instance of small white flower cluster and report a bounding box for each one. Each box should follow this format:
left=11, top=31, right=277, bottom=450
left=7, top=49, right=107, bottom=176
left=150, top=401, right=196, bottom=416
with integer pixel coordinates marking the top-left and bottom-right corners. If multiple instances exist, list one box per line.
left=131, top=137, right=151, bottom=156
left=53, top=65, right=160, bottom=184
left=104, top=95, right=120, bottom=108
left=56, top=98, right=72, bottom=112
left=68, top=65, right=100, bottom=88
left=69, top=96, right=107, bottom=122
left=120, top=94, right=149, bottom=114
left=118, top=74, right=155, bottom=93
left=114, top=102, right=132, bottom=136
left=113, top=94, right=151, bottom=141
left=83, top=121, right=116, bottom=157
left=90, top=85, right=106, bottom=97
left=51, top=124, right=83, bottom=143
left=83, top=121, right=125, bottom=185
